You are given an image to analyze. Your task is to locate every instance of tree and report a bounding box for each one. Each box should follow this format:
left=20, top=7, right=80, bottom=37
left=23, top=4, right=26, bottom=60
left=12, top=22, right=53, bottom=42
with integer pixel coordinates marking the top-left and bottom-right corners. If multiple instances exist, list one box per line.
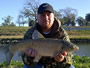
left=54, top=10, right=64, bottom=24
left=76, top=16, right=86, bottom=26
left=54, top=10, right=62, bottom=19
left=28, top=18, right=34, bottom=26
left=85, top=13, right=90, bottom=26
left=20, top=0, right=40, bottom=26
left=16, top=14, right=27, bottom=27
left=9, top=22, right=16, bottom=26
left=1, top=15, right=15, bottom=26
left=59, top=7, right=78, bottom=26
left=16, top=15, right=21, bottom=26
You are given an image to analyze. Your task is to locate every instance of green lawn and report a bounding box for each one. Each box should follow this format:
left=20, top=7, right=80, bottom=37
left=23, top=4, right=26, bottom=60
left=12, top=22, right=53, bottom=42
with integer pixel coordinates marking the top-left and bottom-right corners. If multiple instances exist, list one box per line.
left=0, top=55, right=90, bottom=68
left=0, top=26, right=90, bottom=39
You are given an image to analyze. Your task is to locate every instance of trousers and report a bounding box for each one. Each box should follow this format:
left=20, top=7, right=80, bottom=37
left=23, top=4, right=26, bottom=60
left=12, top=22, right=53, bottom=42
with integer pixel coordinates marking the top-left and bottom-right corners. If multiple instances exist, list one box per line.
left=23, top=64, right=75, bottom=68
left=23, top=64, right=43, bottom=68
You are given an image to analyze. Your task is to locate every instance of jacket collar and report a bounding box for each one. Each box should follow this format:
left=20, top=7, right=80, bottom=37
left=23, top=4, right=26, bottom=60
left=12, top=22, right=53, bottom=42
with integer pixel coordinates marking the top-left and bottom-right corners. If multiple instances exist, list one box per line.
left=35, top=17, right=61, bottom=38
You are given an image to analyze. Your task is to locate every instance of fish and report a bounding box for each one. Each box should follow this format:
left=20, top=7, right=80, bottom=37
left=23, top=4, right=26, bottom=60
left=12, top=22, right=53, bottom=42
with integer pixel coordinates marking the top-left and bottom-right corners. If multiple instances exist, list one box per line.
left=32, top=30, right=44, bottom=39
left=0, top=30, right=79, bottom=66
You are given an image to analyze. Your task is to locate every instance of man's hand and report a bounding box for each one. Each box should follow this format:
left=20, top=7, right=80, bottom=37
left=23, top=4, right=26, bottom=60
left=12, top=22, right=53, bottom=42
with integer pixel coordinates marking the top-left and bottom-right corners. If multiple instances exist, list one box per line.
left=25, top=48, right=38, bottom=57
left=54, top=51, right=67, bottom=62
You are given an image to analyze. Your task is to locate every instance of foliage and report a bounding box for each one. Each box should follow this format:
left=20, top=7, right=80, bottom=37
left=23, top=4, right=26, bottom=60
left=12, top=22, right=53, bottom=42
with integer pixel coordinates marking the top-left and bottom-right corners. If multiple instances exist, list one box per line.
left=0, top=26, right=90, bottom=39
left=59, top=7, right=78, bottom=26
left=67, top=30, right=90, bottom=36
left=85, top=13, right=90, bottom=21
left=16, top=14, right=27, bottom=27
left=1, top=16, right=16, bottom=26
left=9, top=22, right=16, bottom=26
left=72, top=55, right=90, bottom=68
left=20, top=1, right=78, bottom=26
left=0, top=56, right=90, bottom=68
left=0, top=26, right=30, bottom=36
left=85, top=13, right=90, bottom=26
left=28, top=18, right=35, bottom=26
left=20, top=0, right=40, bottom=26
left=54, top=10, right=62, bottom=20
left=76, top=16, right=86, bottom=26
left=0, top=61, right=24, bottom=68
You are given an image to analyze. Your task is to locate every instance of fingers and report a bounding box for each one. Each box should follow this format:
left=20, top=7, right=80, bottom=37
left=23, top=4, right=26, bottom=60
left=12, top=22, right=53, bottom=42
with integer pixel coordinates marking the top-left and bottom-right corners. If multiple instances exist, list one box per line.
left=54, top=51, right=67, bottom=62
left=61, top=51, right=67, bottom=56
left=54, top=54, right=64, bottom=62
left=25, top=48, right=37, bottom=57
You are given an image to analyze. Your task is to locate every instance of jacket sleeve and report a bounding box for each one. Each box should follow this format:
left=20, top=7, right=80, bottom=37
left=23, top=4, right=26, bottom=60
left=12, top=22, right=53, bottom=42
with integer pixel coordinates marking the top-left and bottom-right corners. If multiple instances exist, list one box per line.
left=21, top=27, right=36, bottom=66
left=61, top=27, right=70, bottom=42
left=46, top=27, right=73, bottom=68
left=58, top=27, right=73, bottom=65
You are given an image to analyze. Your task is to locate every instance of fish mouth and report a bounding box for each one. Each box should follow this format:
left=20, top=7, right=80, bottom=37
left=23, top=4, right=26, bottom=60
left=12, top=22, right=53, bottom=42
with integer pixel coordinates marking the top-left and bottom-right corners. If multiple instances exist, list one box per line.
left=74, top=46, right=79, bottom=51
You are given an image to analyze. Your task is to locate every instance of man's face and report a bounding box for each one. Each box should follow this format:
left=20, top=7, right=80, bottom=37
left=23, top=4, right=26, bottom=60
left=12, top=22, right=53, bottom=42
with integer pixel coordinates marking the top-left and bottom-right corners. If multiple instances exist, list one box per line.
left=38, top=11, right=54, bottom=30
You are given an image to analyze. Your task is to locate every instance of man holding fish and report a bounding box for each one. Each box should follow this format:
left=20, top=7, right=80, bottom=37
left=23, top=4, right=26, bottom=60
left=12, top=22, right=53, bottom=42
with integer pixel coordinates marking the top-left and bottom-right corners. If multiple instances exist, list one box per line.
left=22, top=3, right=75, bottom=68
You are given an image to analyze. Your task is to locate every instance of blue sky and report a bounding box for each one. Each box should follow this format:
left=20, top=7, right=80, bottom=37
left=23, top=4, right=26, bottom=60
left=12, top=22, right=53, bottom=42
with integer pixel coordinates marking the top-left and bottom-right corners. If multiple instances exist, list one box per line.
left=0, top=0, right=90, bottom=25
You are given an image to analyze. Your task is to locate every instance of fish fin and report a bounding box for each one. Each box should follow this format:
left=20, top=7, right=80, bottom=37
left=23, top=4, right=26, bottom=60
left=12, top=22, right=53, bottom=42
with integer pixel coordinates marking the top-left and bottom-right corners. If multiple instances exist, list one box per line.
left=6, top=50, right=13, bottom=66
left=32, top=30, right=44, bottom=39
left=0, top=45, right=10, bottom=53
left=33, top=55, right=42, bottom=62
left=0, top=45, right=12, bottom=66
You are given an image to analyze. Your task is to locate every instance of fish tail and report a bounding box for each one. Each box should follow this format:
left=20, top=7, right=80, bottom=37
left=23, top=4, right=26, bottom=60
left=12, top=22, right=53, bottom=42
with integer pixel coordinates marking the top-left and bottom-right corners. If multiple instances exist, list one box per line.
left=6, top=50, right=13, bottom=66
left=0, top=45, right=13, bottom=66
left=0, top=45, right=10, bottom=53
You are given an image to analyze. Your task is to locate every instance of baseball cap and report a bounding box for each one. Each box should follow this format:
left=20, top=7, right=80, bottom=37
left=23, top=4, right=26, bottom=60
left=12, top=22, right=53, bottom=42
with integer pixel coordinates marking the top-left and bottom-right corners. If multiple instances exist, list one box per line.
left=38, top=3, right=54, bottom=14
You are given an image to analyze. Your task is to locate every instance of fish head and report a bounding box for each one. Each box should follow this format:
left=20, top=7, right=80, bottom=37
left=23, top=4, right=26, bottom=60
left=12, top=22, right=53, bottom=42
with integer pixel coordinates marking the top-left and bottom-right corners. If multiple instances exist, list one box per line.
left=60, top=40, right=79, bottom=52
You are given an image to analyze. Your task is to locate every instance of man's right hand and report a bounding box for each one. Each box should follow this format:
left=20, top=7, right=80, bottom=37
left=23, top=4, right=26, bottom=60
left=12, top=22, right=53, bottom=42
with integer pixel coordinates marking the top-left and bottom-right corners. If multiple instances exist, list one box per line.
left=25, top=48, right=37, bottom=57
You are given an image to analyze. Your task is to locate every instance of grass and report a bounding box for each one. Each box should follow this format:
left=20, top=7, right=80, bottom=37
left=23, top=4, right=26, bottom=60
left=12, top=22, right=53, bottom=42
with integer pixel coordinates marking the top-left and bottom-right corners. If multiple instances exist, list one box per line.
left=67, top=30, right=90, bottom=39
left=67, top=30, right=90, bottom=36
left=69, top=35, right=90, bottom=39
left=0, top=61, right=24, bottom=68
left=0, top=26, right=90, bottom=39
left=72, top=55, right=90, bottom=68
left=0, top=26, right=30, bottom=35
left=63, top=25, right=90, bottom=28
left=0, top=35, right=24, bottom=39
left=0, top=55, right=90, bottom=68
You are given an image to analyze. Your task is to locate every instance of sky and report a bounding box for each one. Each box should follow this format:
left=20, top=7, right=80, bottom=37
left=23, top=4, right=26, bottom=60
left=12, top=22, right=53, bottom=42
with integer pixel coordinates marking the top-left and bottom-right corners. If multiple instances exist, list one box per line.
left=0, top=0, right=90, bottom=26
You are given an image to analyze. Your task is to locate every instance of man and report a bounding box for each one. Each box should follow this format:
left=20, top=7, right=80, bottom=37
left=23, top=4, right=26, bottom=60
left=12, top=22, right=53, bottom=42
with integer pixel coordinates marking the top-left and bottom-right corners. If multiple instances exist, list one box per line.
left=22, top=3, right=75, bottom=68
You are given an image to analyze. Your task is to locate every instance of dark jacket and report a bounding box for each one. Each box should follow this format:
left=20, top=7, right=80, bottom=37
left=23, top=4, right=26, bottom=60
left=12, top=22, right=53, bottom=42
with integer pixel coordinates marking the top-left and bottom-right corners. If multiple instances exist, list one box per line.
left=22, top=18, right=72, bottom=68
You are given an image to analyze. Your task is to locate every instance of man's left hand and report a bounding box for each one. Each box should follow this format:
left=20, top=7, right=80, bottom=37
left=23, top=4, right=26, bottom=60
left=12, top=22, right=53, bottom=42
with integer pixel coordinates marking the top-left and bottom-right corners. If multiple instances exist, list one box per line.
left=54, top=51, right=67, bottom=62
